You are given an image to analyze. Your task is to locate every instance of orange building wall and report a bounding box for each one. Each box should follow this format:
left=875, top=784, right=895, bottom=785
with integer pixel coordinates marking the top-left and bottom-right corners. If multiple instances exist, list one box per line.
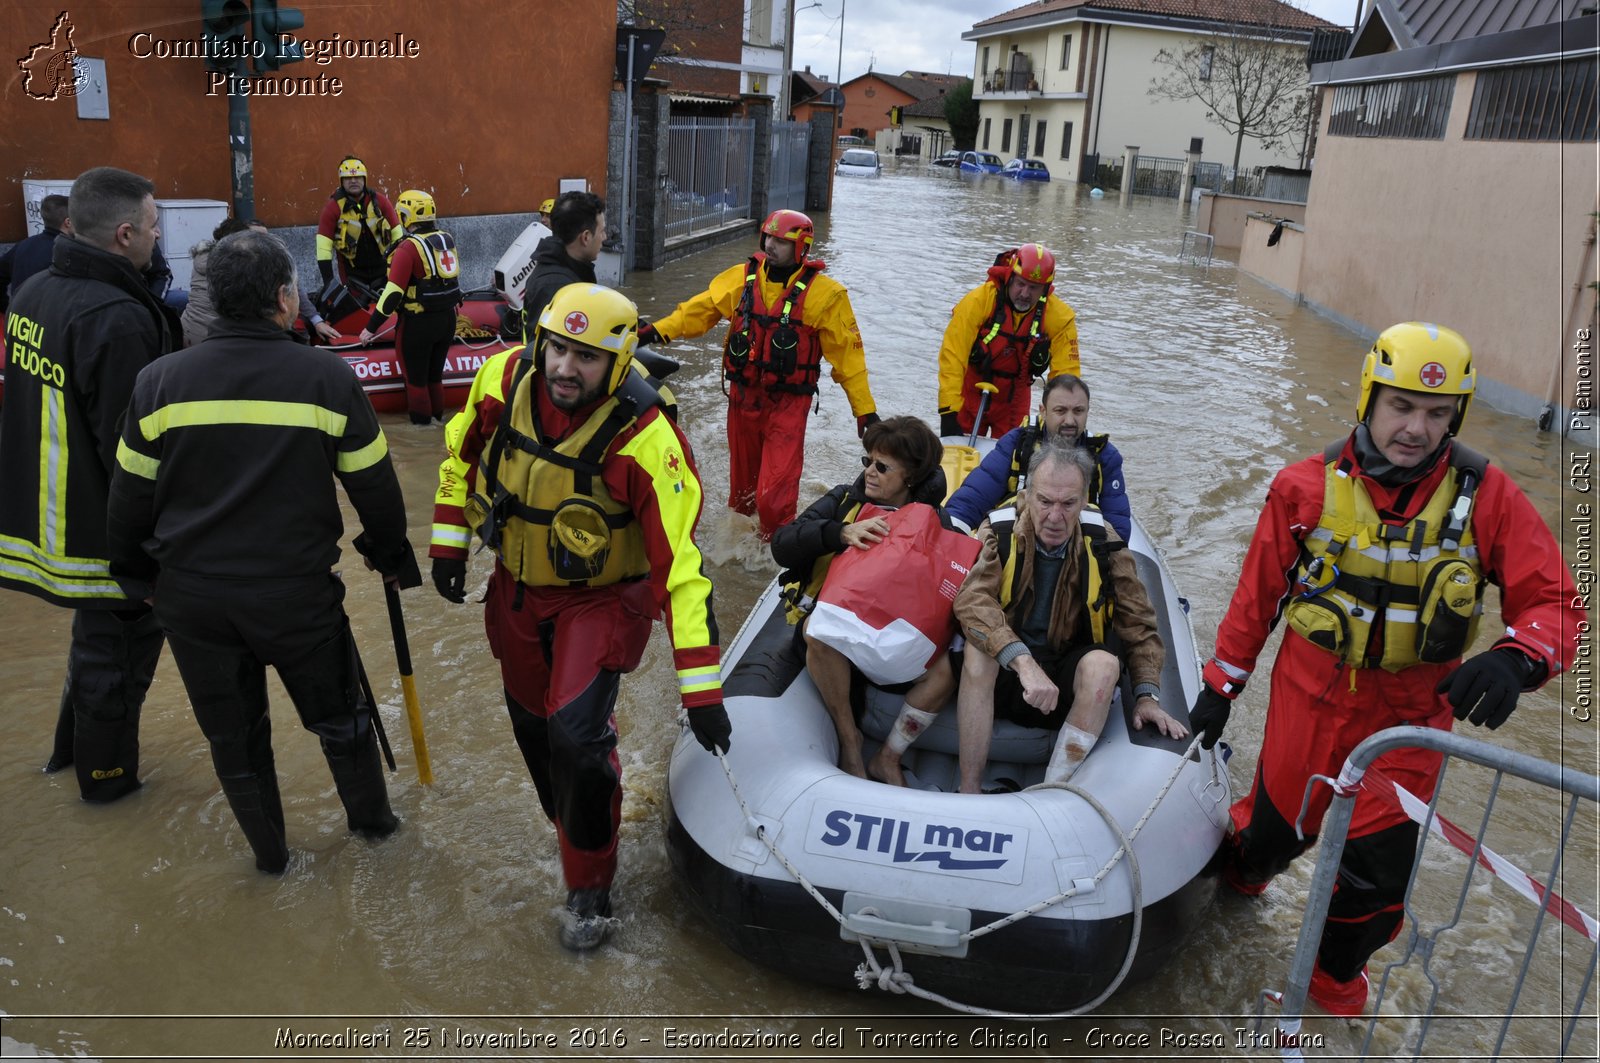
left=1, top=0, right=614, bottom=240
left=838, top=76, right=916, bottom=139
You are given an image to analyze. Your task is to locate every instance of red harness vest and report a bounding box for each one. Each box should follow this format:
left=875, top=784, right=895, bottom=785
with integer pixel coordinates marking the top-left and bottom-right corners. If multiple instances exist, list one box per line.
left=724, top=254, right=826, bottom=394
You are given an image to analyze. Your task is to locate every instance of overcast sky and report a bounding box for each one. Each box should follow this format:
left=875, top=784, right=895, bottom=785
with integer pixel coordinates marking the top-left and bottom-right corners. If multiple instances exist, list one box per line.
left=789, top=0, right=1366, bottom=82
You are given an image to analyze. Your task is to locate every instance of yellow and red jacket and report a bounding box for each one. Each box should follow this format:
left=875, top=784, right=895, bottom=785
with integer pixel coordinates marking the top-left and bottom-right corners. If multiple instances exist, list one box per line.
left=370, top=231, right=462, bottom=325
left=431, top=347, right=721, bottom=709
left=650, top=256, right=876, bottom=417
left=937, top=280, right=1078, bottom=416
left=315, top=189, right=402, bottom=270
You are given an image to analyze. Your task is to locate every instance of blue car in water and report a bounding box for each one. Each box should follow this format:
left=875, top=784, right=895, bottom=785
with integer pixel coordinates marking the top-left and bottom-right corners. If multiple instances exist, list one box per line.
left=1001, top=158, right=1052, bottom=182
left=959, top=151, right=1003, bottom=175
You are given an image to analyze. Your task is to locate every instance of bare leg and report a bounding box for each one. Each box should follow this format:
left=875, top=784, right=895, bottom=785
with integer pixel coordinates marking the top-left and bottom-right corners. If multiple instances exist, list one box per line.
left=1047, top=650, right=1122, bottom=782
left=956, top=650, right=999, bottom=794
left=869, top=654, right=954, bottom=787
left=805, top=633, right=866, bottom=778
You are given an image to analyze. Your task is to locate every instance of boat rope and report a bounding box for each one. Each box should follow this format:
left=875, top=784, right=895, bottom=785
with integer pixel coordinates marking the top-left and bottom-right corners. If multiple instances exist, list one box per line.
left=707, top=727, right=1213, bottom=1017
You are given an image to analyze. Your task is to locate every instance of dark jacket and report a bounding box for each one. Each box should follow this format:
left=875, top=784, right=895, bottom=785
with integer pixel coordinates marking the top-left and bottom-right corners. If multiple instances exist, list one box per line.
left=772, top=466, right=952, bottom=583
left=0, top=236, right=172, bottom=607
left=522, top=235, right=596, bottom=330
left=0, top=226, right=63, bottom=313
left=106, top=319, right=412, bottom=598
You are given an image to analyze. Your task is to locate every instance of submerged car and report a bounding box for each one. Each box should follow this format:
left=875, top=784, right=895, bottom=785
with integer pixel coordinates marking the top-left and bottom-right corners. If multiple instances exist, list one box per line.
left=836, top=148, right=882, bottom=178
left=1001, top=157, right=1052, bottom=182
left=958, top=151, right=1003, bottom=174
left=930, top=150, right=962, bottom=168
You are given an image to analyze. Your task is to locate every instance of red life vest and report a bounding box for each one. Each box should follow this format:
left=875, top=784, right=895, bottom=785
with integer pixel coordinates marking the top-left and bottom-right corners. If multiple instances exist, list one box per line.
left=724, top=254, right=826, bottom=394
left=967, top=269, right=1051, bottom=385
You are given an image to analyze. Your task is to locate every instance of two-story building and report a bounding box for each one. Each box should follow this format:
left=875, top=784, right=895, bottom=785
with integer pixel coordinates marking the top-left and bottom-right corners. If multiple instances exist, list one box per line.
left=962, top=0, right=1332, bottom=181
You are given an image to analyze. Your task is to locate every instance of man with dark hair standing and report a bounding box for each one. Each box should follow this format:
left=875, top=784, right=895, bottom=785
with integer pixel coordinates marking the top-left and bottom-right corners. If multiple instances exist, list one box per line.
left=315, top=155, right=401, bottom=292
left=0, top=193, right=69, bottom=315
left=0, top=166, right=171, bottom=800
left=107, top=229, right=418, bottom=873
left=519, top=190, right=606, bottom=338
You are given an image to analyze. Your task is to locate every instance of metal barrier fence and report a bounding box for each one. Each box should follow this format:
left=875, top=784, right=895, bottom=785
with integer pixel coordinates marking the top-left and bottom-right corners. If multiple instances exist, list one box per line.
left=664, top=116, right=756, bottom=243
left=767, top=119, right=810, bottom=214
left=1258, top=726, right=1600, bottom=1061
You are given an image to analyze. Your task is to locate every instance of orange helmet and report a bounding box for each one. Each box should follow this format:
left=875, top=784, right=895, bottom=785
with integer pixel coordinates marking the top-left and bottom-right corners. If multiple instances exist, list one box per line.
left=760, top=209, right=814, bottom=255
left=1011, top=243, right=1055, bottom=285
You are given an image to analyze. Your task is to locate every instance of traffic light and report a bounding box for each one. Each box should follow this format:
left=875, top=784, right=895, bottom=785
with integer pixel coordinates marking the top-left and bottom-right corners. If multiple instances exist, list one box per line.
left=201, top=0, right=248, bottom=72
left=251, top=0, right=305, bottom=72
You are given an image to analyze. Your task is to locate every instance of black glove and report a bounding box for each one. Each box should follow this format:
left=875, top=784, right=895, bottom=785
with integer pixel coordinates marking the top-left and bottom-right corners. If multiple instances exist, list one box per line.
left=636, top=321, right=663, bottom=346
left=939, top=411, right=963, bottom=437
left=431, top=557, right=467, bottom=604
left=688, top=702, right=732, bottom=754
left=317, top=259, right=334, bottom=286
left=353, top=533, right=423, bottom=589
left=1437, top=648, right=1531, bottom=730
left=1188, top=686, right=1232, bottom=749
left=856, top=411, right=880, bottom=438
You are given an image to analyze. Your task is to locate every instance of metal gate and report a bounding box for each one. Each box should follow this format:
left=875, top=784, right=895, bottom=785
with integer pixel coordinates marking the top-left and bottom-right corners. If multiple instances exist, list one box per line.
left=768, top=119, right=810, bottom=213
left=1256, top=726, right=1599, bottom=1060
left=664, top=116, right=755, bottom=242
left=1130, top=153, right=1186, bottom=198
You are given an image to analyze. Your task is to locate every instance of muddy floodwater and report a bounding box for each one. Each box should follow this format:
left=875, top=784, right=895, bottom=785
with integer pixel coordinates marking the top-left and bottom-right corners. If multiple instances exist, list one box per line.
left=3, top=161, right=1594, bottom=1062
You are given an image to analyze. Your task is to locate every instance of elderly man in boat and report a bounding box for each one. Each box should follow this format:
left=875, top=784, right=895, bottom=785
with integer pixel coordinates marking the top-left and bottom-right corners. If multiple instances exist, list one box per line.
left=950, top=439, right=1186, bottom=793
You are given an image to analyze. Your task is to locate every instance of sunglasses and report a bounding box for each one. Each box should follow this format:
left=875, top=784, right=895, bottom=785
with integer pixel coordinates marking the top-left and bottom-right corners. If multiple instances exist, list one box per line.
left=860, top=455, right=899, bottom=475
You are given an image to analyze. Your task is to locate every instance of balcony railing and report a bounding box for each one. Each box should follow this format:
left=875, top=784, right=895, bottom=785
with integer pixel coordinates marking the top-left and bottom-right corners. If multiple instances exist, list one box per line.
left=980, top=56, right=1037, bottom=94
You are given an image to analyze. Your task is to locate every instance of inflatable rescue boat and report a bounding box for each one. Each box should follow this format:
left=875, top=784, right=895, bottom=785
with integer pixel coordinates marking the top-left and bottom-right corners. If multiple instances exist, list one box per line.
left=666, top=445, right=1231, bottom=1014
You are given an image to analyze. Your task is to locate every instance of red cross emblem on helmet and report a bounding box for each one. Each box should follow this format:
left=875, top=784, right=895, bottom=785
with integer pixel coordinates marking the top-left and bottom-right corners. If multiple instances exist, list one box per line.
left=1418, top=361, right=1447, bottom=388
left=564, top=311, right=589, bottom=335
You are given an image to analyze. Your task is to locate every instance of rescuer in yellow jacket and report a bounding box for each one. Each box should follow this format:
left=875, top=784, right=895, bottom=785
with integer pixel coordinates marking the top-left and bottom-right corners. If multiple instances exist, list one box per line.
left=315, top=156, right=402, bottom=292
left=429, top=283, right=729, bottom=952
left=637, top=209, right=878, bottom=539
left=937, top=243, right=1079, bottom=439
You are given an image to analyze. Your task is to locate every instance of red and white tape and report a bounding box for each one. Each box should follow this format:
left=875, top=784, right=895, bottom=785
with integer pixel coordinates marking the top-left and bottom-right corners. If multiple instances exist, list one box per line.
left=1363, top=767, right=1599, bottom=944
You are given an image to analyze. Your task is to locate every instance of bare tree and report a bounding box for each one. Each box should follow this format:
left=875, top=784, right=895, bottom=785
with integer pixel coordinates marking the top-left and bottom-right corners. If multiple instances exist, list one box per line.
left=1148, top=22, right=1312, bottom=179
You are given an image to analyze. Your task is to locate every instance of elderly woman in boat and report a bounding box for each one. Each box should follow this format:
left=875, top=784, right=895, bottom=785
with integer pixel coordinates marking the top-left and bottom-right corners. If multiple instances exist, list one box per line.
left=770, top=415, right=954, bottom=784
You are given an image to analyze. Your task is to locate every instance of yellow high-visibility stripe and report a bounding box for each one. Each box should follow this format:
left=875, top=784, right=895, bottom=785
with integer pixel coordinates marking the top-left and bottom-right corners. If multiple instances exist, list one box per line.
left=337, top=432, right=388, bottom=473
left=38, top=387, right=66, bottom=555
left=139, top=400, right=349, bottom=439
left=315, top=234, right=335, bottom=260
left=115, top=437, right=160, bottom=480
left=431, top=522, right=471, bottom=548
left=677, top=665, right=722, bottom=694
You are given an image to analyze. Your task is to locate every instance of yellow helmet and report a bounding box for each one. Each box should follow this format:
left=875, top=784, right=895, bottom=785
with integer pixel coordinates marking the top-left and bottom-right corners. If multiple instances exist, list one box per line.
left=1358, top=322, right=1475, bottom=435
left=535, top=283, right=639, bottom=395
left=338, top=156, right=367, bottom=179
left=539, top=197, right=555, bottom=215
left=396, top=189, right=436, bottom=227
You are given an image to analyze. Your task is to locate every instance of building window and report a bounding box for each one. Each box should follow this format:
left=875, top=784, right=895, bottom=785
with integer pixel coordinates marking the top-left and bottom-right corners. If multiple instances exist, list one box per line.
left=1466, top=57, right=1597, bottom=142
left=1035, top=120, right=1046, bottom=158
left=982, top=117, right=991, bottom=149
left=1061, top=34, right=1072, bottom=70
left=1060, top=120, right=1073, bottom=159
left=981, top=46, right=990, bottom=77
left=1001, top=117, right=1013, bottom=153
left=1329, top=75, right=1454, bottom=138
left=1199, top=45, right=1214, bottom=82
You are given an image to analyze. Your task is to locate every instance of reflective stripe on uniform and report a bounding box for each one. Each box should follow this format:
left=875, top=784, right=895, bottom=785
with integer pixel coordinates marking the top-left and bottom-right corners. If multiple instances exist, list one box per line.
left=677, top=665, right=722, bottom=696
left=115, top=437, right=160, bottom=480
left=0, top=536, right=122, bottom=598
left=40, top=387, right=66, bottom=555
left=431, top=522, right=472, bottom=549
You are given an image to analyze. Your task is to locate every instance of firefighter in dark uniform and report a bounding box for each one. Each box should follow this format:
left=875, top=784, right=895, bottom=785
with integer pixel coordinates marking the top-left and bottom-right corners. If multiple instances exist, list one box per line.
left=106, top=229, right=420, bottom=873
left=315, top=156, right=402, bottom=293
left=359, top=189, right=463, bottom=424
left=0, top=166, right=172, bottom=801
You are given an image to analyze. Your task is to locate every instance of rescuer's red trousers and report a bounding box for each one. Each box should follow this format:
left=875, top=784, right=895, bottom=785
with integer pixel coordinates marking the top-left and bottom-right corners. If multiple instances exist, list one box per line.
left=727, top=386, right=811, bottom=540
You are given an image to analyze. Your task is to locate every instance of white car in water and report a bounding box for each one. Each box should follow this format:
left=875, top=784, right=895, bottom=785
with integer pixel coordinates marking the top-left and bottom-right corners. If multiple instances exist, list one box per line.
left=836, top=148, right=882, bottom=178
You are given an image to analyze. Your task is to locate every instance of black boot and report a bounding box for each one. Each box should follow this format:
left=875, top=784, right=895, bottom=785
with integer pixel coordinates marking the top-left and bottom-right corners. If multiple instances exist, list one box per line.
left=73, top=715, right=142, bottom=803
left=218, top=771, right=290, bottom=873
left=325, top=737, right=399, bottom=838
left=44, top=680, right=74, bottom=773
left=559, top=887, right=614, bottom=951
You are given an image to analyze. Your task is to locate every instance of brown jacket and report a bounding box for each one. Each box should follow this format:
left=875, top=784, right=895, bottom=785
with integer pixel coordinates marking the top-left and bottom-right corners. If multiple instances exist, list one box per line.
left=954, top=505, right=1164, bottom=690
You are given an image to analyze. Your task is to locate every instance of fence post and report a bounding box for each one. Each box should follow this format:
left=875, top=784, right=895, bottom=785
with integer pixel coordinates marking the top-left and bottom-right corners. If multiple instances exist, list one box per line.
left=1120, top=144, right=1139, bottom=199
left=632, top=86, right=670, bottom=271
left=806, top=109, right=834, bottom=213
left=747, top=94, right=773, bottom=227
